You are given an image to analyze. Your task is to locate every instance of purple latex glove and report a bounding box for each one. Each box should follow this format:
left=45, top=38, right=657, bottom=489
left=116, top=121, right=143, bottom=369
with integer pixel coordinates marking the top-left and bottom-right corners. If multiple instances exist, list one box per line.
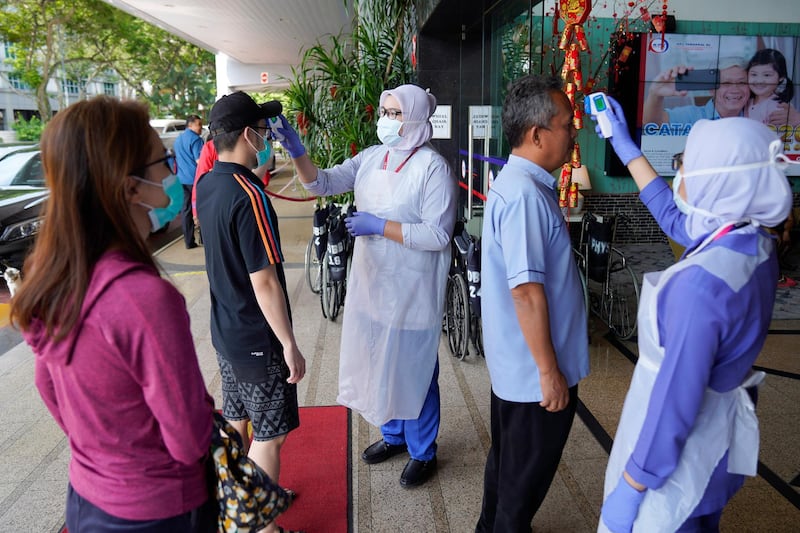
left=600, top=476, right=646, bottom=533
left=592, top=96, right=643, bottom=166
left=275, top=114, right=306, bottom=159
left=345, top=211, right=386, bottom=237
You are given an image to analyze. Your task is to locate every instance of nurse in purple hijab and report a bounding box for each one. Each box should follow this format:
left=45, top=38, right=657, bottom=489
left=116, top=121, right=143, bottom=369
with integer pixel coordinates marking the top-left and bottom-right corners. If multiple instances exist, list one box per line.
left=593, top=96, right=793, bottom=532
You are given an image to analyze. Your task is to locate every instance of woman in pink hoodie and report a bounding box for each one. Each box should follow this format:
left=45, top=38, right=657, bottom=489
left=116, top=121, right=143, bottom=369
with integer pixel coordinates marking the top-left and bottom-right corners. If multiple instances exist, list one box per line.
left=11, top=97, right=215, bottom=532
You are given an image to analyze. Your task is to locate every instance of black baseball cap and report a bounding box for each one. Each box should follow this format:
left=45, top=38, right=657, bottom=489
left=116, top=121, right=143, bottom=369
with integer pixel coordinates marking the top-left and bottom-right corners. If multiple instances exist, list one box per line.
left=208, top=91, right=282, bottom=134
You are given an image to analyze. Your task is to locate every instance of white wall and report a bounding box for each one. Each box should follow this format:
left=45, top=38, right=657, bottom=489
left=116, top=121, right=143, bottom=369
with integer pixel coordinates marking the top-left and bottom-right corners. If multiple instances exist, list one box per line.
left=542, top=0, right=800, bottom=24
left=215, top=53, right=293, bottom=98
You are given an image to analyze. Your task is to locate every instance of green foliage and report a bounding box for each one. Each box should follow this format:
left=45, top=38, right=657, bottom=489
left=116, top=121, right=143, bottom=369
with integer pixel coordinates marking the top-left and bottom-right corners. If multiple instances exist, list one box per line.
left=11, top=115, right=44, bottom=141
left=0, top=0, right=215, bottom=122
left=282, top=0, right=415, bottom=174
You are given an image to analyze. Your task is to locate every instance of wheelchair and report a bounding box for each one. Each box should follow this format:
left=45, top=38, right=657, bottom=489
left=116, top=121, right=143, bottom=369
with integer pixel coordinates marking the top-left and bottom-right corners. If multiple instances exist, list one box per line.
left=573, top=211, right=640, bottom=340
left=444, top=223, right=483, bottom=361
left=304, top=201, right=354, bottom=321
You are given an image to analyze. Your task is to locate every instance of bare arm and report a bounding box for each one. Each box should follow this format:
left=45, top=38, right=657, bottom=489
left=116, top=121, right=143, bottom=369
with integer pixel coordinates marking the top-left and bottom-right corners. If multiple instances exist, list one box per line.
left=510, top=282, right=569, bottom=412
left=249, top=266, right=306, bottom=384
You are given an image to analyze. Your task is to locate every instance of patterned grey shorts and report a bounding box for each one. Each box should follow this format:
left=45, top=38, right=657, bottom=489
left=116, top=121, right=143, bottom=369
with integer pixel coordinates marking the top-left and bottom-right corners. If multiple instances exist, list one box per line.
left=216, top=353, right=299, bottom=441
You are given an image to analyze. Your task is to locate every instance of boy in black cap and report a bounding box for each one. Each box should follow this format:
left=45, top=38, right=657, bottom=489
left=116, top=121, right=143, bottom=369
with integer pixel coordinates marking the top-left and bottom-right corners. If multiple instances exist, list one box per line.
left=197, top=91, right=306, bottom=533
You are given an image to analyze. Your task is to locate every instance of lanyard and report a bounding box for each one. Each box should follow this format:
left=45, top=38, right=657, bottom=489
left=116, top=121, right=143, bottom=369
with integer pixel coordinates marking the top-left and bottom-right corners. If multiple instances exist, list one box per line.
left=382, top=147, right=419, bottom=172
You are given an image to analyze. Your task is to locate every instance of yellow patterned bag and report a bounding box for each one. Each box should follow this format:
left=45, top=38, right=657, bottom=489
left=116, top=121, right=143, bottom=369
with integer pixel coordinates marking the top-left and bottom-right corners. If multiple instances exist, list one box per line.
left=209, top=412, right=293, bottom=532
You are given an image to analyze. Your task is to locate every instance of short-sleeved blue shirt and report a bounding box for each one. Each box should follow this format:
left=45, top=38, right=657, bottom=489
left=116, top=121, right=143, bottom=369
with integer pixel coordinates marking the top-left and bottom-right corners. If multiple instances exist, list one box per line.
left=195, top=161, right=288, bottom=362
left=480, top=155, right=589, bottom=402
left=173, top=129, right=203, bottom=185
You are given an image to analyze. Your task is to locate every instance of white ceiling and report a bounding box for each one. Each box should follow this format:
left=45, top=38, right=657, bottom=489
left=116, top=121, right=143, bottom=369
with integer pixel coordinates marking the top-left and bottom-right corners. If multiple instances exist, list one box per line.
left=103, top=0, right=354, bottom=68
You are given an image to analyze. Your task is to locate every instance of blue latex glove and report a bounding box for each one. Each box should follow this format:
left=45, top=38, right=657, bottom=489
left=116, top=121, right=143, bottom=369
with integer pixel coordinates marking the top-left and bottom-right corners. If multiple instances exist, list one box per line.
left=275, top=114, right=306, bottom=159
left=594, top=96, right=643, bottom=166
left=345, top=211, right=386, bottom=237
left=600, top=476, right=646, bottom=533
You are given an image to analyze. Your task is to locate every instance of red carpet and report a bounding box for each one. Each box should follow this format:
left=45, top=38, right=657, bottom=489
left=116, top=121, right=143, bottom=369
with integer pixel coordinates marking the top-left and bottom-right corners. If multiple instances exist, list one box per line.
left=276, top=405, right=351, bottom=533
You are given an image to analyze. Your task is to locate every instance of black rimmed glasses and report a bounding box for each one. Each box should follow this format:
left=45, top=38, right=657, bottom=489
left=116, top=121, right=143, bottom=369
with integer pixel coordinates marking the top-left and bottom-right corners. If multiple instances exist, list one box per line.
left=379, top=106, right=403, bottom=120
left=139, top=148, right=178, bottom=175
left=671, top=152, right=684, bottom=172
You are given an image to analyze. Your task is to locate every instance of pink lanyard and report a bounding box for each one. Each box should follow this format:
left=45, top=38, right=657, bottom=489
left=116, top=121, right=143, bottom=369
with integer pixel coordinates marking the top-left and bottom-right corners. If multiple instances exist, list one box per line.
left=382, top=147, right=419, bottom=172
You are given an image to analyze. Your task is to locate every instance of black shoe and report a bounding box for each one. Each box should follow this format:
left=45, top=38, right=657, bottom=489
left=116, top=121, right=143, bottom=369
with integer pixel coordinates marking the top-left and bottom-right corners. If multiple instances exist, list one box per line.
left=186, top=242, right=198, bottom=249
left=361, top=439, right=407, bottom=464
left=399, top=457, right=437, bottom=487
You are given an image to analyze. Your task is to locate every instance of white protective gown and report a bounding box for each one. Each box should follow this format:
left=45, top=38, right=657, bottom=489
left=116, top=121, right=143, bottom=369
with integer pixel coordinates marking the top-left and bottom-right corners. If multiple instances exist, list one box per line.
left=598, top=224, right=765, bottom=533
left=306, top=144, right=456, bottom=426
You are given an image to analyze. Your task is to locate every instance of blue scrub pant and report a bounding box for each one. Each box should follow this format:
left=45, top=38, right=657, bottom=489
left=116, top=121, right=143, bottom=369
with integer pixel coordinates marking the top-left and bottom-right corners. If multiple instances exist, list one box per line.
left=380, top=361, right=440, bottom=461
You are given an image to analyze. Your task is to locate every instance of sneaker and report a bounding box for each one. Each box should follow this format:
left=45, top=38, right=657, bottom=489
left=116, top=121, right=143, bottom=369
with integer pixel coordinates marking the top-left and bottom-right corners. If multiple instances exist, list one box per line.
left=778, top=275, right=798, bottom=288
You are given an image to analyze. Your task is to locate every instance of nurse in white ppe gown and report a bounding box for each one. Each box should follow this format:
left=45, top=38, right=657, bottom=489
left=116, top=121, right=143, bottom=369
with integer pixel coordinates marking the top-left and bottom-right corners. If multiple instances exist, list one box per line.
left=276, top=84, right=456, bottom=488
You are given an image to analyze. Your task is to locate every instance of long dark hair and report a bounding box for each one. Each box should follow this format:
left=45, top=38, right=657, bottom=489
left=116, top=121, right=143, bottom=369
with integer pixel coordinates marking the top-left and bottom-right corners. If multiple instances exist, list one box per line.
left=748, top=48, right=794, bottom=103
left=12, top=97, right=157, bottom=340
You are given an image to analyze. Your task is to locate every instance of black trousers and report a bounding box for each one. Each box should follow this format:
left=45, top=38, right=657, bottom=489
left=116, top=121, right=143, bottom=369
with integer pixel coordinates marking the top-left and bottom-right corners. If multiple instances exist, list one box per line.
left=181, top=184, right=196, bottom=247
left=476, top=385, right=578, bottom=533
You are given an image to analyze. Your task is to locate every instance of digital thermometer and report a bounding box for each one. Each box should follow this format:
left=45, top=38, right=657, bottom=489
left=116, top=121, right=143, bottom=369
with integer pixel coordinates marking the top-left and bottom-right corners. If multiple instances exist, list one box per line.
left=267, top=116, right=285, bottom=141
left=585, top=92, right=613, bottom=138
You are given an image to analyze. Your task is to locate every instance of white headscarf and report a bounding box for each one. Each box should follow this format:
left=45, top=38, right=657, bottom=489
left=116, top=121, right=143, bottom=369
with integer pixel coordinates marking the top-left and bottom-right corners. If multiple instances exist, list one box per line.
left=379, top=84, right=436, bottom=151
left=681, top=117, right=793, bottom=240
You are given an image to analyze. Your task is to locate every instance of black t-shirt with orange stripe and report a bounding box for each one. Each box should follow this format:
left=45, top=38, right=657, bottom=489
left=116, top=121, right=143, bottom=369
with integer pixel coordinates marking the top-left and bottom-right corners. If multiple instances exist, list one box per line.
left=196, top=160, right=290, bottom=363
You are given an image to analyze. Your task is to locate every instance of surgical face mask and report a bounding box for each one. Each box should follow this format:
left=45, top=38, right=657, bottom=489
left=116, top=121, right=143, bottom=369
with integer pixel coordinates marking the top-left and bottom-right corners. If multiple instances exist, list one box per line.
left=135, top=174, right=184, bottom=232
left=245, top=127, right=272, bottom=166
left=672, top=169, right=692, bottom=215
left=377, top=116, right=403, bottom=147
left=257, top=139, right=272, bottom=167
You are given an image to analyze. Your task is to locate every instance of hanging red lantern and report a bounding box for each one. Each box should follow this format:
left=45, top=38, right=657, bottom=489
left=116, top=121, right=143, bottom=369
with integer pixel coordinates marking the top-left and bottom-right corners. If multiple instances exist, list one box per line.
left=558, top=0, right=592, bottom=50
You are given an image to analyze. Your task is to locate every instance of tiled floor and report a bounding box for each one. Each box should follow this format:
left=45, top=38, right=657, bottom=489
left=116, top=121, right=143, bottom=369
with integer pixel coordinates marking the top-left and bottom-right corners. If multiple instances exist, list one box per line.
left=0, top=162, right=798, bottom=531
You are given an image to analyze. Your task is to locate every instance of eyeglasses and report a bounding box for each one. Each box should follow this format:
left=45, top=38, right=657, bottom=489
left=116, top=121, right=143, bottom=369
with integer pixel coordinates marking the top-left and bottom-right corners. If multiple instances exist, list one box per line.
left=671, top=152, right=684, bottom=172
left=379, top=107, right=403, bottom=120
left=139, top=148, right=178, bottom=175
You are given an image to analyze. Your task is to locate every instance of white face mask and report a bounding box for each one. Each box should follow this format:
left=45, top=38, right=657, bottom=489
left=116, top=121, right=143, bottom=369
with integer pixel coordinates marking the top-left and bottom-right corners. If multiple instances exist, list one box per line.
left=672, top=169, right=692, bottom=215
left=377, top=116, right=403, bottom=147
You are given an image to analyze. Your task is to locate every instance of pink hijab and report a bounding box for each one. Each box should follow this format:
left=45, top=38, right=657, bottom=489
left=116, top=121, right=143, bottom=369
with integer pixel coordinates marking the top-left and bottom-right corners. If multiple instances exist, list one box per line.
left=379, top=84, right=436, bottom=151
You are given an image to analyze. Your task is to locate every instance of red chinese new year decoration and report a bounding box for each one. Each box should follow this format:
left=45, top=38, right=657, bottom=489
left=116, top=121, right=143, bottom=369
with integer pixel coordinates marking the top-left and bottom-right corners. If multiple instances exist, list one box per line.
left=557, top=0, right=592, bottom=51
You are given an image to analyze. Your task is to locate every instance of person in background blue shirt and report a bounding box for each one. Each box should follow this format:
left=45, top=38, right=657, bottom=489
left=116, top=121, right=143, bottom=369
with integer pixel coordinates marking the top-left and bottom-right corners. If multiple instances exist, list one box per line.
left=476, top=74, right=590, bottom=532
left=173, top=114, right=204, bottom=248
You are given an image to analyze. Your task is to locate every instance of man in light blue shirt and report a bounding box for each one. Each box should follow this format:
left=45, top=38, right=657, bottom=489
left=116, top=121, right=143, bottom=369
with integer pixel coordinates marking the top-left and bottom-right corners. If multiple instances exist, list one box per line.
left=173, top=114, right=204, bottom=248
left=476, top=75, right=590, bottom=533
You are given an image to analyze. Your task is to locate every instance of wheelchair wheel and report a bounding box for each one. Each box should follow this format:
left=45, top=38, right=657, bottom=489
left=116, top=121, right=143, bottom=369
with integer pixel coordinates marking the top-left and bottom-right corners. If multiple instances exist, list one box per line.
left=304, top=236, right=323, bottom=294
left=603, top=259, right=639, bottom=340
left=445, top=273, right=470, bottom=360
left=319, top=254, right=344, bottom=322
left=320, top=254, right=343, bottom=321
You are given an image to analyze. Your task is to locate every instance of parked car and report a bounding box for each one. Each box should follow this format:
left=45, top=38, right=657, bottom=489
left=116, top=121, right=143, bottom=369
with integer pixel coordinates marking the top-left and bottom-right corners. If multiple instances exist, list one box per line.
left=150, top=119, right=210, bottom=149
left=0, top=147, right=46, bottom=188
left=149, top=119, right=186, bottom=150
left=0, top=189, right=47, bottom=269
left=0, top=147, right=46, bottom=268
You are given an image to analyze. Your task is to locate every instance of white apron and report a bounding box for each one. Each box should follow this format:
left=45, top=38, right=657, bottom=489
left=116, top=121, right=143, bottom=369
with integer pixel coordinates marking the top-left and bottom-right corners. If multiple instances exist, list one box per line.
left=337, top=149, right=448, bottom=426
left=599, top=224, right=765, bottom=533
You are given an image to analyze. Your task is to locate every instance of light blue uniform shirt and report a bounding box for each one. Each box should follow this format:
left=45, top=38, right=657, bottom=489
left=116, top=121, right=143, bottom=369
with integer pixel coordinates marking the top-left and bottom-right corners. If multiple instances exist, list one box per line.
left=480, top=155, right=589, bottom=402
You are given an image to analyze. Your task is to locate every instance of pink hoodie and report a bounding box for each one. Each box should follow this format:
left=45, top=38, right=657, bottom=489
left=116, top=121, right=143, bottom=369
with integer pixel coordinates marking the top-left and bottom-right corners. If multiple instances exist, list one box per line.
left=26, top=251, right=214, bottom=520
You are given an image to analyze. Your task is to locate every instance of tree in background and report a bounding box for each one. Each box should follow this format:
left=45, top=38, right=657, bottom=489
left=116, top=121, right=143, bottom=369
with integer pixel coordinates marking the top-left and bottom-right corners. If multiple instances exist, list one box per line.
left=282, top=0, right=416, bottom=170
left=0, top=0, right=215, bottom=125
